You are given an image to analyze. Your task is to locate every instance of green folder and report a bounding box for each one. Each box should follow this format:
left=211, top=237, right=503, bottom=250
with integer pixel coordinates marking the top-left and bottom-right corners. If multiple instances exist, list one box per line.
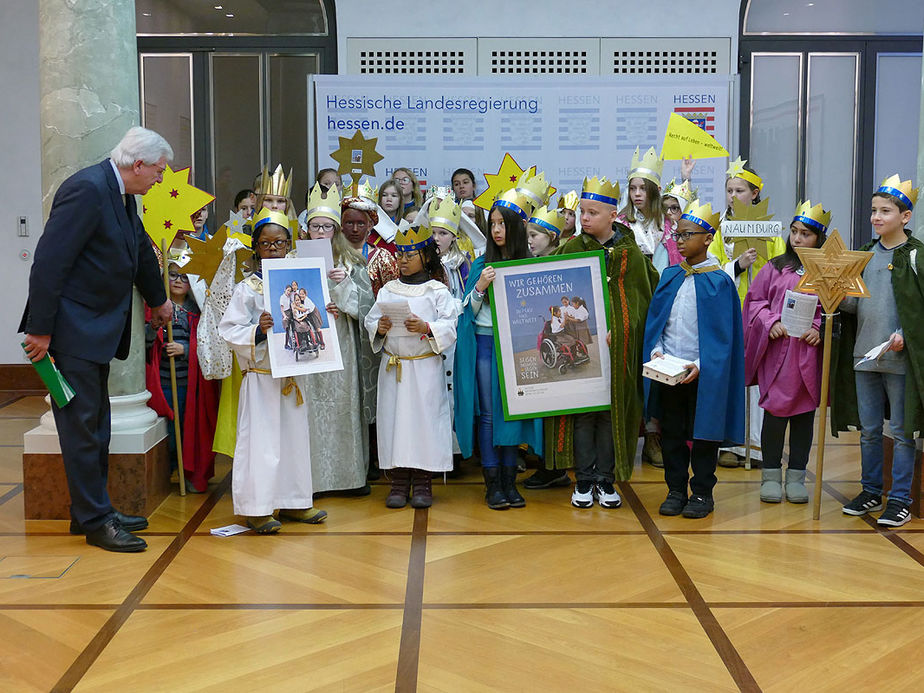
left=22, top=344, right=75, bottom=408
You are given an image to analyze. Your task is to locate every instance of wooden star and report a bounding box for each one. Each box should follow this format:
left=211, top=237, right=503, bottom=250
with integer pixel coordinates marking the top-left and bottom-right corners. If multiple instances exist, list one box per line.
left=329, top=129, right=384, bottom=191
left=794, top=229, right=873, bottom=313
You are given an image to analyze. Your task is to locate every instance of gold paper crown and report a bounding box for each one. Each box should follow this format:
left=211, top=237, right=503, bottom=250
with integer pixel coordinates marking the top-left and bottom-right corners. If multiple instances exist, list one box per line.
left=394, top=223, right=435, bottom=251
left=257, top=164, right=293, bottom=198
left=877, top=174, right=919, bottom=210
left=305, top=182, right=341, bottom=225
left=556, top=190, right=580, bottom=212
left=495, top=170, right=551, bottom=219
left=357, top=178, right=377, bottom=203
left=581, top=176, right=621, bottom=206
left=515, top=170, right=553, bottom=209
left=793, top=200, right=831, bottom=234
left=425, top=184, right=452, bottom=202
left=680, top=199, right=721, bottom=234
left=726, top=156, right=763, bottom=191
left=252, top=207, right=292, bottom=233
left=663, top=178, right=696, bottom=206
left=528, top=206, right=567, bottom=237
left=629, top=146, right=664, bottom=187
left=429, top=197, right=462, bottom=236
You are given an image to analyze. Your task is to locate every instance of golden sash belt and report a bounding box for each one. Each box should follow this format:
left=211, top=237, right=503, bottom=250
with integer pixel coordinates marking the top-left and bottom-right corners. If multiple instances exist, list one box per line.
left=383, top=349, right=438, bottom=382
left=242, top=368, right=304, bottom=406
left=680, top=261, right=723, bottom=277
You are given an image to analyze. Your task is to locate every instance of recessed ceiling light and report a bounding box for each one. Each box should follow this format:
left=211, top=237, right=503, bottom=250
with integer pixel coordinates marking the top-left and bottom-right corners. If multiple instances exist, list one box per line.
left=214, top=4, right=223, bottom=8
left=142, top=12, right=151, bottom=16
left=783, top=11, right=790, bottom=15
left=807, top=2, right=814, bottom=6
left=226, top=13, right=234, bottom=17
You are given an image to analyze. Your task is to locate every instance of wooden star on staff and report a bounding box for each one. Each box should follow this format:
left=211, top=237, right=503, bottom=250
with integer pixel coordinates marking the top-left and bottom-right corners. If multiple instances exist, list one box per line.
left=329, top=129, right=384, bottom=192
left=473, top=153, right=556, bottom=211
left=794, top=229, right=872, bottom=314
left=183, top=226, right=229, bottom=285
left=142, top=165, right=215, bottom=251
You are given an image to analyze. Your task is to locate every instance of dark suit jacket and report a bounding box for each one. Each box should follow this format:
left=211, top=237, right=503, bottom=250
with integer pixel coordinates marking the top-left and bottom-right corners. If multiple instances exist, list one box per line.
left=20, top=160, right=167, bottom=364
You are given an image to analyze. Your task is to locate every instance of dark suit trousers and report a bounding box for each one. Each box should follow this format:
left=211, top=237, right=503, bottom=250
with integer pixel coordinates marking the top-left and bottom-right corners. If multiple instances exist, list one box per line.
left=657, top=381, right=719, bottom=499
left=51, top=352, right=114, bottom=531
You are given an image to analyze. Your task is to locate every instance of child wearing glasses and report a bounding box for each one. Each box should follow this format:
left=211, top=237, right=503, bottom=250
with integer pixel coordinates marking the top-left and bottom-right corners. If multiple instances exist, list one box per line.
left=644, top=200, right=745, bottom=519
left=145, top=261, right=219, bottom=494
left=218, top=208, right=327, bottom=533
left=392, top=167, right=423, bottom=211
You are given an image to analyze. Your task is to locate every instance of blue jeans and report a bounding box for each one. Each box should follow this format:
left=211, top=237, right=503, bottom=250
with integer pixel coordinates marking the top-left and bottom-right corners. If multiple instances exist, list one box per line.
left=475, top=334, right=517, bottom=468
left=855, top=370, right=915, bottom=505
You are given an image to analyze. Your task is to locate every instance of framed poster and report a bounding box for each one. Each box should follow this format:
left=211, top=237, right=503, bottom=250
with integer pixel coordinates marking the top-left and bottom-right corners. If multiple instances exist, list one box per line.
left=489, top=251, right=611, bottom=419
left=262, top=257, right=343, bottom=377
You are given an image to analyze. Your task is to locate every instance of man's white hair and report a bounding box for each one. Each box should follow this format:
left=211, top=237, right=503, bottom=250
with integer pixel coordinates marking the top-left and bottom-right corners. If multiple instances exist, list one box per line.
left=110, top=126, right=174, bottom=167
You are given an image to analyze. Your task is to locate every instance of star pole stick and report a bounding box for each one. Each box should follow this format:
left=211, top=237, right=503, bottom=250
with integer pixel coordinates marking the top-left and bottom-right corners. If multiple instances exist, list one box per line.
left=745, top=263, right=753, bottom=470
left=160, top=239, right=187, bottom=497
left=812, top=313, right=835, bottom=520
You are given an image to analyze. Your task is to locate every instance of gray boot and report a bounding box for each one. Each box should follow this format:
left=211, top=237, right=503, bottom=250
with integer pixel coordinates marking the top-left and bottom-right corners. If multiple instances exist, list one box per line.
left=785, top=468, right=809, bottom=504
left=760, top=468, right=783, bottom=503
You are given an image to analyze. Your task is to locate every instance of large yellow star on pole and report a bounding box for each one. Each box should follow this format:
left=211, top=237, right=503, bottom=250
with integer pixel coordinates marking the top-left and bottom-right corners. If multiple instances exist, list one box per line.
left=142, top=165, right=215, bottom=251
left=329, top=130, right=384, bottom=192
left=794, top=229, right=873, bottom=313
left=473, top=153, right=556, bottom=211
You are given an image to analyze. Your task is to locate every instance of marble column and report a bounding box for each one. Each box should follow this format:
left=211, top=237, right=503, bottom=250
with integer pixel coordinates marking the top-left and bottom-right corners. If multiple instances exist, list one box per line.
left=28, top=0, right=163, bottom=453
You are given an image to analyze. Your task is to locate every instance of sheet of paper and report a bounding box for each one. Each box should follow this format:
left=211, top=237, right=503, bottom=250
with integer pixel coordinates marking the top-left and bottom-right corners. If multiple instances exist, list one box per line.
left=379, top=300, right=414, bottom=337
left=856, top=338, right=894, bottom=366
left=780, top=290, right=818, bottom=337
left=295, top=238, right=335, bottom=274
left=210, top=524, right=251, bottom=537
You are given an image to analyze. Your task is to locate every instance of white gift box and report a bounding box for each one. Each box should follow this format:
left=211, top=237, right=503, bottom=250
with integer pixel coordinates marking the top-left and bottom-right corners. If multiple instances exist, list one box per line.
left=642, top=354, right=693, bottom=386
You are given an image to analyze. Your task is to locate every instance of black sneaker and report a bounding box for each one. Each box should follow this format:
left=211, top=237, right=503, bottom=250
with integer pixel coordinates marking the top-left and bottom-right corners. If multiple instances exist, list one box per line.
left=681, top=495, right=714, bottom=519
left=877, top=499, right=912, bottom=527
left=842, top=490, right=883, bottom=516
left=659, top=491, right=688, bottom=516
left=523, top=468, right=571, bottom=489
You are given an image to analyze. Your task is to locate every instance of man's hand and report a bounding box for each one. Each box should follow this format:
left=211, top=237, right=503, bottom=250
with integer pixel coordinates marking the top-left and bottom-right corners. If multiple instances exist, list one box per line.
left=23, top=334, right=51, bottom=363
left=889, top=332, right=904, bottom=352
left=680, top=363, right=700, bottom=384
left=258, top=311, right=274, bottom=334
left=150, top=300, right=173, bottom=329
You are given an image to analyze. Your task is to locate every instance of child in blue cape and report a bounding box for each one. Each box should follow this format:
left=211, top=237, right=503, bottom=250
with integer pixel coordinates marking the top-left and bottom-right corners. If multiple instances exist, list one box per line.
left=644, top=200, right=745, bottom=519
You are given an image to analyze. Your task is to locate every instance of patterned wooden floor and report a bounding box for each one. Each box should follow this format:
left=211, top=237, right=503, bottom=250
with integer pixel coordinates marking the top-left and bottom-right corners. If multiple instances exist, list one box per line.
left=1, top=395, right=923, bottom=692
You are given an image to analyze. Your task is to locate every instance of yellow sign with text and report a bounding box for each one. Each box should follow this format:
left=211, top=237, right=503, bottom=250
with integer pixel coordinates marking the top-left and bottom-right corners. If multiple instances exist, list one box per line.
left=660, top=112, right=729, bottom=161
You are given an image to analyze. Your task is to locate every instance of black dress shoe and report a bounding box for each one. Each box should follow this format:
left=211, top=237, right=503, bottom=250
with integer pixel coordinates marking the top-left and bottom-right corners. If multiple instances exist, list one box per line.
left=85, top=518, right=147, bottom=553
left=70, top=510, right=148, bottom=535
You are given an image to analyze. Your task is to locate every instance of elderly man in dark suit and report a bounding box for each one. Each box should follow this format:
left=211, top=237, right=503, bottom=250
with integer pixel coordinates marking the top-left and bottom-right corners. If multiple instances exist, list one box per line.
left=21, top=126, right=175, bottom=552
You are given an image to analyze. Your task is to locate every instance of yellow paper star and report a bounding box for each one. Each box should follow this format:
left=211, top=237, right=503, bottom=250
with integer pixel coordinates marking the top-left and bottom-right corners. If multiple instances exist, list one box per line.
left=329, top=130, right=384, bottom=191
left=142, top=165, right=215, bottom=251
left=473, top=153, right=556, bottom=211
left=794, top=230, right=873, bottom=313
left=183, top=226, right=228, bottom=285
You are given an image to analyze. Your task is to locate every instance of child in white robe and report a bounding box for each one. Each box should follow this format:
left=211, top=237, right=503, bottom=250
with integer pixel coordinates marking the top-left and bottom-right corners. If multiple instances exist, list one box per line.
left=365, top=222, right=458, bottom=509
left=218, top=208, right=327, bottom=533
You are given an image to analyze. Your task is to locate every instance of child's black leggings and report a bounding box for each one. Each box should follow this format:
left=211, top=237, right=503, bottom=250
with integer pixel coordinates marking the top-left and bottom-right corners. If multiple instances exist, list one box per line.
left=760, top=410, right=815, bottom=470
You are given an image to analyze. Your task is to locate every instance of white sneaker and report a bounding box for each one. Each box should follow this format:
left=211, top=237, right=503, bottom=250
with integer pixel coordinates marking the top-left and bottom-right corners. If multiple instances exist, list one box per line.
left=595, top=482, right=622, bottom=509
left=571, top=481, right=594, bottom=508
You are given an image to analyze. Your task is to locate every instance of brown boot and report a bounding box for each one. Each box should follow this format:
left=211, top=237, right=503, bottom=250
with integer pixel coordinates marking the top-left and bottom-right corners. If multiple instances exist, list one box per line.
left=410, top=470, right=433, bottom=508
left=386, top=468, right=411, bottom=508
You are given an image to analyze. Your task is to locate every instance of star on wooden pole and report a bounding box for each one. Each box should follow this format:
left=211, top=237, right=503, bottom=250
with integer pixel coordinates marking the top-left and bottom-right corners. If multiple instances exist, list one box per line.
left=794, top=229, right=872, bottom=313
left=142, top=165, right=215, bottom=250
left=329, top=129, right=384, bottom=195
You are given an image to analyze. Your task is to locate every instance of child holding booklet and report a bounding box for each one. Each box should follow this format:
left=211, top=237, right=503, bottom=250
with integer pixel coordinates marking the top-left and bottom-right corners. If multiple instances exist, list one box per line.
left=644, top=201, right=745, bottom=518
left=743, top=202, right=827, bottom=503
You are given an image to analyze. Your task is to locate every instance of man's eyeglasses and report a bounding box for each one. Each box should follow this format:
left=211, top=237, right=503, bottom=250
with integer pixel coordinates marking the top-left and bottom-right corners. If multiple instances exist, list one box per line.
left=257, top=239, right=289, bottom=250
left=308, top=222, right=335, bottom=232
left=168, top=271, right=190, bottom=283
left=669, top=230, right=709, bottom=242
